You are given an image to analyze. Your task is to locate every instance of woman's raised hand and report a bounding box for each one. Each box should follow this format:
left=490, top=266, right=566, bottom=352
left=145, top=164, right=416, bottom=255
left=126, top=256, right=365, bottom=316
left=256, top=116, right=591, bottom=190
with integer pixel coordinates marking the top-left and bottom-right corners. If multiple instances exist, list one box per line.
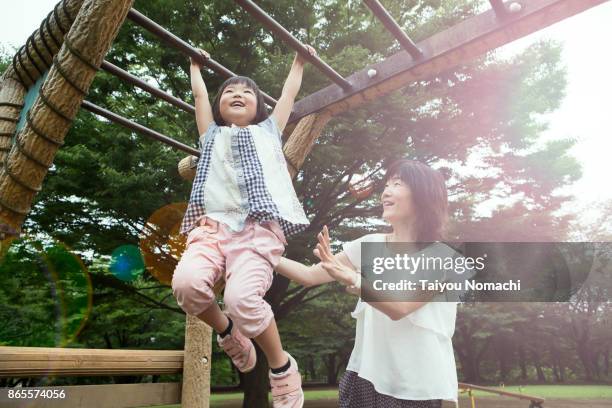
left=190, top=48, right=210, bottom=69
left=314, top=225, right=357, bottom=287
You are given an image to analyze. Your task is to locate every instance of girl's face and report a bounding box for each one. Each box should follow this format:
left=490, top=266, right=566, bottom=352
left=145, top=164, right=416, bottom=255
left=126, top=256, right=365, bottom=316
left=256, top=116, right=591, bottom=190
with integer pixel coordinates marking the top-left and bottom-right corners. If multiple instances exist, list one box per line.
left=381, top=175, right=415, bottom=224
left=219, top=82, right=258, bottom=126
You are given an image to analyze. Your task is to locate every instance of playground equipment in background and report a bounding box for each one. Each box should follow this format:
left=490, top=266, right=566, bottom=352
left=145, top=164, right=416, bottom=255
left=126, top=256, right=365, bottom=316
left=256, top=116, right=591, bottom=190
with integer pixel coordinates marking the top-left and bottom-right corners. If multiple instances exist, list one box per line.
left=460, top=382, right=545, bottom=408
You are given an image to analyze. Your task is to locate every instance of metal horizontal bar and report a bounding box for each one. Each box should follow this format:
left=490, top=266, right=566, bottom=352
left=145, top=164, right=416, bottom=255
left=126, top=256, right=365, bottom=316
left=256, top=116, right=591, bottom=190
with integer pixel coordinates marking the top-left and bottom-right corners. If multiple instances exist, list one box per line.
left=363, top=0, right=422, bottom=59
left=0, top=346, right=183, bottom=377
left=288, top=0, right=608, bottom=124
left=126, top=8, right=277, bottom=107
left=81, top=101, right=200, bottom=157
left=489, top=0, right=509, bottom=16
left=101, top=61, right=195, bottom=115
left=234, top=0, right=353, bottom=91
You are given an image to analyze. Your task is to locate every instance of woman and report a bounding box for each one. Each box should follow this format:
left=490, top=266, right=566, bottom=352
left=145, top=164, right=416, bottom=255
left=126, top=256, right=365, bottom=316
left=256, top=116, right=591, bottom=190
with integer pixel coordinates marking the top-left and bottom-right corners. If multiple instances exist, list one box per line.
left=276, top=159, right=460, bottom=407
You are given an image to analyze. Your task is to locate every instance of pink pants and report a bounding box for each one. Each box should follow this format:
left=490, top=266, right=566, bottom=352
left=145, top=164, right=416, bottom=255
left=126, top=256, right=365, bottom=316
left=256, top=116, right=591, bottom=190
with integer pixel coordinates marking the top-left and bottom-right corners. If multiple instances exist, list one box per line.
left=172, top=217, right=285, bottom=338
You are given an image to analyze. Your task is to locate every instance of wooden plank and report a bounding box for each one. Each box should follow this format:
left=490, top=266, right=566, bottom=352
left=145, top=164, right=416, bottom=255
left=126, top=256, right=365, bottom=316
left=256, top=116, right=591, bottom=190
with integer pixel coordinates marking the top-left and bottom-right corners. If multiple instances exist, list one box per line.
left=288, top=0, right=609, bottom=123
left=0, top=382, right=180, bottom=408
left=0, top=347, right=183, bottom=377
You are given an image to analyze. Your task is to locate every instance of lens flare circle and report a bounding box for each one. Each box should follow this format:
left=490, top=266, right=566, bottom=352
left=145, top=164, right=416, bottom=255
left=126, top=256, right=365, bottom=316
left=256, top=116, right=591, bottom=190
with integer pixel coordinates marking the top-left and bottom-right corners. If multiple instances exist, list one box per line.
left=109, top=245, right=145, bottom=281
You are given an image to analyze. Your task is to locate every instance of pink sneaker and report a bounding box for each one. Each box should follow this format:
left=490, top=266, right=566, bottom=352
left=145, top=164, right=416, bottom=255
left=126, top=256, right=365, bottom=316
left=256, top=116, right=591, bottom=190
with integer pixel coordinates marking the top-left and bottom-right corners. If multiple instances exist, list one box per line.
left=269, top=353, right=304, bottom=408
left=217, top=326, right=256, bottom=373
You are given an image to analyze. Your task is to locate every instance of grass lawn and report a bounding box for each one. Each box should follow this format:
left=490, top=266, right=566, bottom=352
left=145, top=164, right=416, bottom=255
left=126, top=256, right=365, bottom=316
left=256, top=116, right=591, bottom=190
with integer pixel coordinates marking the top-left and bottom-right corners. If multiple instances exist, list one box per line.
left=141, top=385, right=612, bottom=407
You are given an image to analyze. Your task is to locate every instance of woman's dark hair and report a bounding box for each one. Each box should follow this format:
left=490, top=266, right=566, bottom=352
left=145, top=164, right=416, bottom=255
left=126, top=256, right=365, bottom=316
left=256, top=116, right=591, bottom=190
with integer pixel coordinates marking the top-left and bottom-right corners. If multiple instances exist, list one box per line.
left=384, top=159, right=449, bottom=242
left=211, top=76, right=269, bottom=126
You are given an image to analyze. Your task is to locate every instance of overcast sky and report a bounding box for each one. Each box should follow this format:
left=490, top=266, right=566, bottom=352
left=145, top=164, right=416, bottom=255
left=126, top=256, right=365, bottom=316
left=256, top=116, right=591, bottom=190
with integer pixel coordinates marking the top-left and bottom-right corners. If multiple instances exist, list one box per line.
left=1, top=0, right=611, bottom=229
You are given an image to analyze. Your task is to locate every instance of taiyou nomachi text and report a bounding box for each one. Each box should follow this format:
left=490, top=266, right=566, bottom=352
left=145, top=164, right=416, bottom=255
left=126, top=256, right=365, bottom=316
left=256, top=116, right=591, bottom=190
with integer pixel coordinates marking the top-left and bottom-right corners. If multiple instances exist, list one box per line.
left=372, top=279, right=522, bottom=292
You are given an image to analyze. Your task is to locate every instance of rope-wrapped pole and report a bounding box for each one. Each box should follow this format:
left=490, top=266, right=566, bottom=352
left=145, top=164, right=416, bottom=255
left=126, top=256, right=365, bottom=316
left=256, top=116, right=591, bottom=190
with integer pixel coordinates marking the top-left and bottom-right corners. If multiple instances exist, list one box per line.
left=0, top=0, right=84, bottom=164
left=1, top=0, right=85, bottom=90
left=0, top=0, right=134, bottom=232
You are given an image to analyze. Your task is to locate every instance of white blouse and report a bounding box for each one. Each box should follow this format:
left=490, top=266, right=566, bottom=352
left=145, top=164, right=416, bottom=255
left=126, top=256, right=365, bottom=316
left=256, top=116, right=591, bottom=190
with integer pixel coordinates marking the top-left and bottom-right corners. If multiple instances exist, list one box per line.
left=342, top=233, right=460, bottom=402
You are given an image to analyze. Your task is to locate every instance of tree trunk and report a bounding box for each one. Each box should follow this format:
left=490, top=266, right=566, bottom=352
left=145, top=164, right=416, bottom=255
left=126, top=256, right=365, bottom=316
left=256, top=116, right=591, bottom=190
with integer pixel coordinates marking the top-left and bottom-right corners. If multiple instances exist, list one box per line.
left=325, top=354, right=338, bottom=385
left=592, top=351, right=601, bottom=379
left=306, top=355, right=316, bottom=381
left=518, top=345, right=528, bottom=381
left=240, top=343, right=270, bottom=408
left=531, top=351, right=547, bottom=382
left=497, top=337, right=510, bottom=382
left=576, top=342, right=593, bottom=381
left=551, top=346, right=561, bottom=383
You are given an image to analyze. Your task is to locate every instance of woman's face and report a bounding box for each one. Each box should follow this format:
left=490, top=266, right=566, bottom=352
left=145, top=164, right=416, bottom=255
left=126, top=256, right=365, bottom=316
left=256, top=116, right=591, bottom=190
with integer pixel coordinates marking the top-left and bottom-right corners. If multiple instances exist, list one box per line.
left=381, top=175, right=414, bottom=224
left=219, top=82, right=258, bottom=126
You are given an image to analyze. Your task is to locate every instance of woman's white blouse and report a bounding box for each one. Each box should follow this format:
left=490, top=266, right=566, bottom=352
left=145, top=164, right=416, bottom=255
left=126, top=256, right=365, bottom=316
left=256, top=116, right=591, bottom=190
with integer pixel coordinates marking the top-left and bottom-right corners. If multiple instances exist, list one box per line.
left=342, top=233, right=459, bottom=402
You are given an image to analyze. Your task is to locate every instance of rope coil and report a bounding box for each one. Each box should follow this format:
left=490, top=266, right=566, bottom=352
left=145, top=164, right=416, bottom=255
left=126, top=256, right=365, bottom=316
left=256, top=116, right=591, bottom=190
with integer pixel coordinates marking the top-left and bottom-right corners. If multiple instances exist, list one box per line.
left=25, top=36, right=46, bottom=77
left=26, top=111, right=64, bottom=147
left=64, top=37, right=99, bottom=71
left=16, top=51, right=37, bottom=85
left=53, top=2, right=68, bottom=34
left=28, top=33, right=52, bottom=69
left=3, top=161, right=42, bottom=193
left=38, top=89, right=73, bottom=123
left=38, top=18, right=56, bottom=58
left=0, top=103, right=24, bottom=109
left=44, top=12, right=61, bottom=48
left=62, top=0, right=75, bottom=21
left=0, top=116, right=19, bottom=123
left=14, top=134, right=52, bottom=169
left=11, top=54, right=29, bottom=88
left=52, top=55, right=88, bottom=96
left=0, top=195, right=30, bottom=216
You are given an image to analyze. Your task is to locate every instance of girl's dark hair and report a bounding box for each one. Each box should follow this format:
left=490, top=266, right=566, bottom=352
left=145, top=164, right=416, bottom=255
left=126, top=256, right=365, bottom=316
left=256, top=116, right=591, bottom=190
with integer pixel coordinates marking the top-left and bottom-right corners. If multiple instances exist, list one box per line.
left=384, top=159, right=449, bottom=242
left=212, top=76, right=269, bottom=126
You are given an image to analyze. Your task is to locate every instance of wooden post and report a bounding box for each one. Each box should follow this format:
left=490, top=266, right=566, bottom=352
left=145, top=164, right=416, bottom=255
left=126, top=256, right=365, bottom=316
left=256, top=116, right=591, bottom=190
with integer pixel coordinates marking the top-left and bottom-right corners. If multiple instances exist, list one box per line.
left=182, top=315, right=212, bottom=408
left=0, top=0, right=134, bottom=233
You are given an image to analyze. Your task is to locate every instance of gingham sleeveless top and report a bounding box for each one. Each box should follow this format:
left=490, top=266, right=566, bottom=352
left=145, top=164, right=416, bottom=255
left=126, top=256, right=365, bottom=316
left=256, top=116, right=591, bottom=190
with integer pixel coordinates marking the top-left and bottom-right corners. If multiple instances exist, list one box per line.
left=180, top=117, right=309, bottom=237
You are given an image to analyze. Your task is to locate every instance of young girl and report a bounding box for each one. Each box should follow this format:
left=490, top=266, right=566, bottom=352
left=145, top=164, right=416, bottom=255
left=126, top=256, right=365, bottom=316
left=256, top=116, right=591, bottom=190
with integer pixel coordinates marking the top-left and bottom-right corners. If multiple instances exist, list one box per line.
left=172, top=47, right=316, bottom=408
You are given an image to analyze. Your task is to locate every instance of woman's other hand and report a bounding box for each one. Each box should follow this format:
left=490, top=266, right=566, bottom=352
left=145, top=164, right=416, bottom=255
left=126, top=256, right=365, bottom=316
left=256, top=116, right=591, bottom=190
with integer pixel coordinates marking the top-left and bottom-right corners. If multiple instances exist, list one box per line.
left=314, top=225, right=358, bottom=287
